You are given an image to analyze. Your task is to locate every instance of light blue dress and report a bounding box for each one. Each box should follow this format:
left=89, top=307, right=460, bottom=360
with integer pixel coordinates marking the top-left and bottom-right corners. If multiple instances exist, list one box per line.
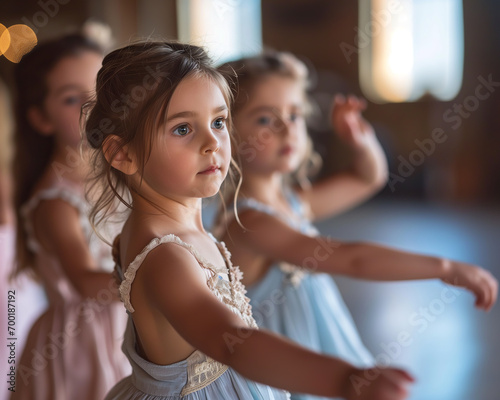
left=105, top=233, right=290, bottom=400
left=218, top=190, right=375, bottom=400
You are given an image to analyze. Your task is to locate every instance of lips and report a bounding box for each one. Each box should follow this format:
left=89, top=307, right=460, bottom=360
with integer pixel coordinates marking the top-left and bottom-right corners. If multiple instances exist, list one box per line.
left=198, top=165, right=220, bottom=174
left=279, top=144, right=294, bottom=156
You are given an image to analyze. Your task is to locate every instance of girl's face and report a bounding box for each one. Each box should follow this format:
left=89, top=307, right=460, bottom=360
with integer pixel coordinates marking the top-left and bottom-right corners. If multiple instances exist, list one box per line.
left=141, top=75, right=231, bottom=201
left=232, top=75, right=308, bottom=175
left=42, top=50, right=102, bottom=148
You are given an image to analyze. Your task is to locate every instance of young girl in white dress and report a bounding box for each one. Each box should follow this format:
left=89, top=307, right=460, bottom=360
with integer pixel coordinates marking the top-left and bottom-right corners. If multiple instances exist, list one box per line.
left=85, top=40, right=416, bottom=400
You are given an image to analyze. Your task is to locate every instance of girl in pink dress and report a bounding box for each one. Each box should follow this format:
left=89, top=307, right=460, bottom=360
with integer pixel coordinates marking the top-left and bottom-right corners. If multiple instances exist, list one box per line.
left=10, top=34, right=129, bottom=400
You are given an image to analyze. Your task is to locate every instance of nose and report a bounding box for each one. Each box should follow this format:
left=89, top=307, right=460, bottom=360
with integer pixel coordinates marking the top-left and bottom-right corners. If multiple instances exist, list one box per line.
left=270, top=113, right=293, bottom=138
left=275, top=118, right=293, bottom=138
left=200, top=128, right=221, bottom=154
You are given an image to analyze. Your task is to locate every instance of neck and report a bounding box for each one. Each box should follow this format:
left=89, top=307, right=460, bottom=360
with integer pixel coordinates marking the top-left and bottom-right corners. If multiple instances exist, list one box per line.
left=240, top=170, right=285, bottom=204
left=130, top=190, right=205, bottom=234
left=50, top=143, right=89, bottom=184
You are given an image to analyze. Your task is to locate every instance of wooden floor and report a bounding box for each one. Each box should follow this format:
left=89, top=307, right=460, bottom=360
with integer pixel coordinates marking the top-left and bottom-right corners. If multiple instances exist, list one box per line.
left=314, top=199, right=500, bottom=400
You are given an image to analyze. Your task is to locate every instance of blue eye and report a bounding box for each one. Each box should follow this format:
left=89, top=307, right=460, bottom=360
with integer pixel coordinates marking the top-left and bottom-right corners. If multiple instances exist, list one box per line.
left=173, top=125, right=190, bottom=136
left=64, top=96, right=81, bottom=106
left=257, top=116, right=271, bottom=125
left=290, top=111, right=303, bottom=122
left=212, top=118, right=226, bottom=130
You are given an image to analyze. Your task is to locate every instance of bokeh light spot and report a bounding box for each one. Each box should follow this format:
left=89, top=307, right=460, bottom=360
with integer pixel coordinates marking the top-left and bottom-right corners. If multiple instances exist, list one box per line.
left=1, top=25, right=37, bottom=63
left=0, top=24, right=11, bottom=56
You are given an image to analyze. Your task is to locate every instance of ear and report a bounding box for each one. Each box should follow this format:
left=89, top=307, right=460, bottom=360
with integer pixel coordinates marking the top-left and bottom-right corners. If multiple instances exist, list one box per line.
left=27, top=106, right=54, bottom=136
left=103, top=135, right=139, bottom=176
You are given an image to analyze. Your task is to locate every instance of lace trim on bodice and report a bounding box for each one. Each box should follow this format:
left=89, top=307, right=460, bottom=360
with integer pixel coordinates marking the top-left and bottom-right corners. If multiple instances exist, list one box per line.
left=119, top=233, right=257, bottom=329
left=180, top=349, right=229, bottom=396
left=120, top=233, right=258, bottom=395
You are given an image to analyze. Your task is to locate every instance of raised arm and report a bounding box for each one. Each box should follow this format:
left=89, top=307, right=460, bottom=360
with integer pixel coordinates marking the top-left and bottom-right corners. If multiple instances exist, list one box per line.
left=138, top=243, right=413, bottom=400
left=33, top=198, right=119, bottom=299
left=228, top=211, right=498, bottom=311
left=300, top=95, right=388, bottom=221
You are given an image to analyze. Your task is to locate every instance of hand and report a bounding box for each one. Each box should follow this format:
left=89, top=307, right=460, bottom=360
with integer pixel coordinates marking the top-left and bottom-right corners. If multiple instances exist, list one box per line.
left=330, top=94, right=375, bottom=149
left=112, top=234, right=122, bottom=286
left=442, top=261, right=498, bottom=311
left=345, top=367, right=414, bottom=400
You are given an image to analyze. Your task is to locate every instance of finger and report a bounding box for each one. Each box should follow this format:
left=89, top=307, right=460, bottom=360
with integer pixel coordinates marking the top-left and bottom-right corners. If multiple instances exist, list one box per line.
left=358, top=97, right=367, bottom=109
left=347, top=95, right=358, bottom=108
left=384, top=368, right=415, bottom=384
left=482, top=272, right=497, bottom=310
left=480, top=272, right=493, bottom=310
left=489, top=273, right=498, bottom=310
left=380, top=373, right=411, bottom=400
left=332, top=94, right=346, bottom=113
left=474, top=281, right=487, bottom=309
left=333, top=93, right=346, bottom=104
left=482, top=274, right=492, bottom=310
left=331, top=95, right=345, bottom=121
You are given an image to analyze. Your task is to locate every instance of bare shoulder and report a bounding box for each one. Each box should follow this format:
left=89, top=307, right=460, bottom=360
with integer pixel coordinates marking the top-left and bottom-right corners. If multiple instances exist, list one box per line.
left=32, top=198, right=82, bottom=243
left=224, top=208, right=278, bottom=249
left=123, top=228, right=207, bottom=288
left=227, top=207, right=276, bottom=234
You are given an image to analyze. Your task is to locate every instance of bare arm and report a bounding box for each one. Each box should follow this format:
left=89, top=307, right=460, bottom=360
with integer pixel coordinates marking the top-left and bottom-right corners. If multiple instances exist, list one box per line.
left=137, top=243, right=413, bottom=399
left=228, top=211, right=498, bottom=311
left=0, top=171, right=13, bottom=225
left=300, top=95, right=388, bottom=220
left=33, top=198, right=118, bottom=299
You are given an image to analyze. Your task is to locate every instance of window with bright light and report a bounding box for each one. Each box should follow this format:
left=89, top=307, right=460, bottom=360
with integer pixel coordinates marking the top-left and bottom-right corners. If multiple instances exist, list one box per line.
left=176, top=0, right=262, bottom=65
left=359, top=0, right=464, bottom=103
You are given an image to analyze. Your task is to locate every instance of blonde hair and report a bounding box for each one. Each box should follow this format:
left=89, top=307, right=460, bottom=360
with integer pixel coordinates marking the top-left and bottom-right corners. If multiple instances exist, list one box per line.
left=218, top=50, right=322, bottom=190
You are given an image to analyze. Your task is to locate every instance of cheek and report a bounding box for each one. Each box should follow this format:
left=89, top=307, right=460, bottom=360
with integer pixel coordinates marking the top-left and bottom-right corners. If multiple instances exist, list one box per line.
left=220, top=132, right=232, bottom=163
left=50, top=106, right=82, bottom=134
left=144, top=154, right=183, bottom=193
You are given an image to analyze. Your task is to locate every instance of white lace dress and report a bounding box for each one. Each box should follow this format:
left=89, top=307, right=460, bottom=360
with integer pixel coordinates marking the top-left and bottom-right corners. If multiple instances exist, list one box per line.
left=105, top=233, right=290, bottom=400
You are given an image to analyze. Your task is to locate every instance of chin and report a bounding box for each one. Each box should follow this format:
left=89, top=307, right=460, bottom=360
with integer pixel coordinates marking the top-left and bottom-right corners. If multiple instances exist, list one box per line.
left=194, top=182, right=222, bottom=198
left=278, top=163, right=298, bottom=174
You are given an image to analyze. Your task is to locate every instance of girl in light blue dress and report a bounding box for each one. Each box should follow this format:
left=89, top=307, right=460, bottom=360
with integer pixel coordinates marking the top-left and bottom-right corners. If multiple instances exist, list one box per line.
left=85, top=41, right=416, bottom=400
left=215, top=51, right=497, bottom=400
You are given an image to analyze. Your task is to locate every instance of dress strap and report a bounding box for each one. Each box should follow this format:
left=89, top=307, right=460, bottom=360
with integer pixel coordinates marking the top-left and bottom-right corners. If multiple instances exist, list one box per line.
left=237, top=198, right=283, bottom=220
left=120, top=234, right=226, bottom=313
left=21, top=186, right=89, bottom=253
left=283, top=187, right=309, bottom=219
left=225, top=193, right=315, bottom=234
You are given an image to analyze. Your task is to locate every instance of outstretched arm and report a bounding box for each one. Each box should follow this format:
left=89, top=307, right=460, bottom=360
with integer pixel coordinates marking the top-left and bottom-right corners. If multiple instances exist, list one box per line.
left=137, top=242, right=414, bottom=400
left=300, top=95, right=388, bottom=221
left=228, top=211, right=498, bottom=311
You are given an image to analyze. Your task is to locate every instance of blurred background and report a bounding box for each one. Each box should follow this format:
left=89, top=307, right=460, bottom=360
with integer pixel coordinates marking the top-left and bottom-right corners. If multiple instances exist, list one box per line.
left=1, top=1, right=499, bottom=399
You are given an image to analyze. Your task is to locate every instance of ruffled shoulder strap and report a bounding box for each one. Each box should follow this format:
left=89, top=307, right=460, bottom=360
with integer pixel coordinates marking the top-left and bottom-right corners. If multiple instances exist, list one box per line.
left=119, top=234, right=227, bottom=313
left=237, top=198, right=281, bottom=219
left=21, top=186, right=89, bottom=253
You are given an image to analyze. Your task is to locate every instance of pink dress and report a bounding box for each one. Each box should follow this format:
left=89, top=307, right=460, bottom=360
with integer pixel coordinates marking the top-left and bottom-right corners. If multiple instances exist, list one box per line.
left=11, top=178, right=129, bottom=400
